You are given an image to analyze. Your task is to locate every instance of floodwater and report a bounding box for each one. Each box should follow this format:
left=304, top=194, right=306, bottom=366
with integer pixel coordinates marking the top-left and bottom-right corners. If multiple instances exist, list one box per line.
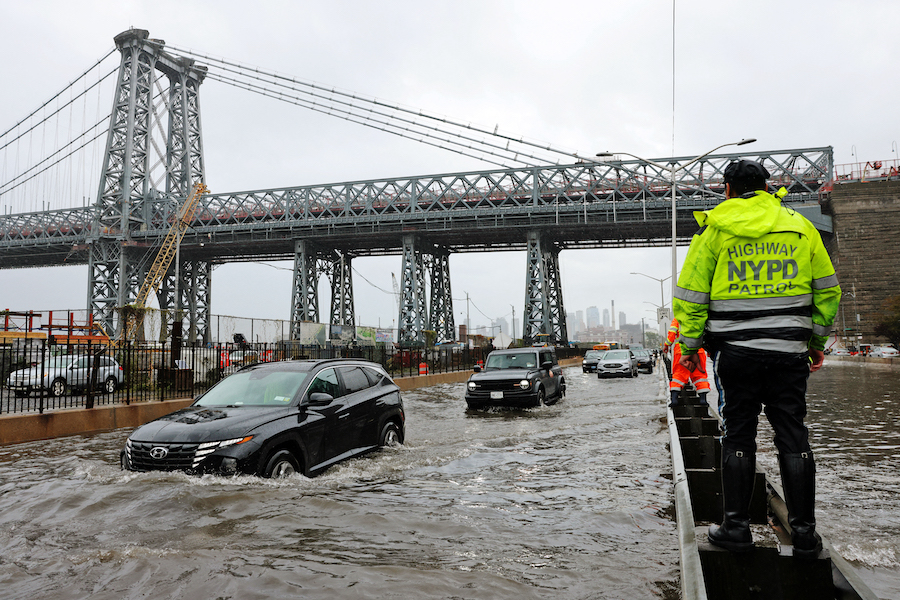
left=0, top=360, right=897, bottom=599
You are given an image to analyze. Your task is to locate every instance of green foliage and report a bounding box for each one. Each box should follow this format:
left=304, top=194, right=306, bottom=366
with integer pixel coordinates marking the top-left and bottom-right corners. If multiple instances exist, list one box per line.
left=873, top=295, right=900, bottom=349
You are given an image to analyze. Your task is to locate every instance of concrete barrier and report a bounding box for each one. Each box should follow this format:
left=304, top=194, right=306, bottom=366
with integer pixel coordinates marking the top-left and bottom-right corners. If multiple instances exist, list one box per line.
left=826, top=355, right=899, bottom=367
left=0, top=358, right=583, bottom=446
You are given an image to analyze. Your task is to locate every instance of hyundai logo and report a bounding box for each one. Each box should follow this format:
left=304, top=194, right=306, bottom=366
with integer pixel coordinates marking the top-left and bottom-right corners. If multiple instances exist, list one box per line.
left=149, top=447, right=169, bottom=460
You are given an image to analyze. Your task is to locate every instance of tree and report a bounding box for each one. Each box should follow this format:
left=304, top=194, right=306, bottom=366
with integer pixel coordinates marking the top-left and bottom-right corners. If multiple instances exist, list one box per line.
left=873, top=295, right=900, bottom=349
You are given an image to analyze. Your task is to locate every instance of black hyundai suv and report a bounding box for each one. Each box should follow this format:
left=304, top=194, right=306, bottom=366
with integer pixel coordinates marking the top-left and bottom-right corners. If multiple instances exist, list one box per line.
left=465, top=347, right=565, bottom=409
left=121, top=359, right=405, bottom=478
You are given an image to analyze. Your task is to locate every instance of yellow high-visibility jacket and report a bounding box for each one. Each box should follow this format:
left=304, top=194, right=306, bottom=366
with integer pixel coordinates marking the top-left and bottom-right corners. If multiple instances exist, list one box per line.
left=673, top=189, right=841, bottom=356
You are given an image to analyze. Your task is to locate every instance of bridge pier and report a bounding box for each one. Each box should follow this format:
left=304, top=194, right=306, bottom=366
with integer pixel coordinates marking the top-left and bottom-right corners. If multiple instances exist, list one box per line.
left=523, top=231, right=568, bottom=345
left=290, top=240, right=321, bottom=338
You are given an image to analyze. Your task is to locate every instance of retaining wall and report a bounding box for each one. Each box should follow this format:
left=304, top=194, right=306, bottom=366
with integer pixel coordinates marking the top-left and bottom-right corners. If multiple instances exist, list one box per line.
left=824, top=180, right=900, bottom=343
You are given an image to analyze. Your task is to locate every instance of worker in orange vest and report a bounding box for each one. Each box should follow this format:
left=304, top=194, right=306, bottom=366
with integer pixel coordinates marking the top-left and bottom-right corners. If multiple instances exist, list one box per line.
left=664, top=317, right=710, bottom=407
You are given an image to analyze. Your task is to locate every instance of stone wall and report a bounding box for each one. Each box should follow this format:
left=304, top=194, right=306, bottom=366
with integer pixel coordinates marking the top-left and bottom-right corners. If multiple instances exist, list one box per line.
left=823, top=180, right=900, bottom=345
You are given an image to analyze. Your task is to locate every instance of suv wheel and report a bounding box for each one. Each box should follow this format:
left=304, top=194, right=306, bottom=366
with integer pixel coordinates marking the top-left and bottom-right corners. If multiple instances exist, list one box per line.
left=263, top=450, right=300, bottom=478
left=534, top=387, right=546, bottom=407
left=379, top=422, right=402, bottom=447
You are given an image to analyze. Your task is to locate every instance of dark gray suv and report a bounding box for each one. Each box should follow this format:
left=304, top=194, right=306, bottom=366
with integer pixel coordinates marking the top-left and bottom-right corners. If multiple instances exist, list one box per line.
left=121, top=358, right=405, bottom=478
left=465, top=347, right=565, bottom=409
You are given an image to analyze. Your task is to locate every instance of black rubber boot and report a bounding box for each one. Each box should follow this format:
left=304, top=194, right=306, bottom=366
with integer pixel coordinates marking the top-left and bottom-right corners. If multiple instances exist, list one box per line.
left=779, top=452, right=822, bottom=559
left=708, top=448, right=755, bottom=552
left=669, top=390, right=680, bottom=408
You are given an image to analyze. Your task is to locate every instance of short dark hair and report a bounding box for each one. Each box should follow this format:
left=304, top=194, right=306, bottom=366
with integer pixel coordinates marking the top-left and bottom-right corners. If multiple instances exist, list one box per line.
left=724, top=160, right=770, bottom=195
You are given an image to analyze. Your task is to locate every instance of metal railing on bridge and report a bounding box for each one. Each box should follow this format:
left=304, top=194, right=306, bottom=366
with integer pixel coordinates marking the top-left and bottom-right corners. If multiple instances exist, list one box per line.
left=0, top=147, right=834, bottom=263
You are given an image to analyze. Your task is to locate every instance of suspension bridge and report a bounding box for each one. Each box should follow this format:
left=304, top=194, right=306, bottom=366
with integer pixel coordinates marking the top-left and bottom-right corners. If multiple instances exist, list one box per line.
left=0, top=28, right=834, bottom=346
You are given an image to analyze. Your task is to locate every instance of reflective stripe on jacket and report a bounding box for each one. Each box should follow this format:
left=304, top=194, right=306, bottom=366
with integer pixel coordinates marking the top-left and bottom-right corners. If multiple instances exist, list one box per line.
left=673, top=189, right=841, bottom=355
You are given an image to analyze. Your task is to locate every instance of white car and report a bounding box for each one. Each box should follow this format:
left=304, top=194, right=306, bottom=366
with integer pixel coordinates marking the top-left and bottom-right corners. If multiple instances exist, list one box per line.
left=871, top=346, right=899, bottom=358
left=6, top=354, right=123, bottom=397
left=830, top=347, right=851, bottom=356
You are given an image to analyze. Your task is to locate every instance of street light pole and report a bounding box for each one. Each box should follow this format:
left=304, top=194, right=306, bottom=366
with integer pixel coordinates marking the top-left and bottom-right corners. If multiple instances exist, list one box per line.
left=630, top=272, right=670, bottom=310
left=599, top=138, right=756, bottom=303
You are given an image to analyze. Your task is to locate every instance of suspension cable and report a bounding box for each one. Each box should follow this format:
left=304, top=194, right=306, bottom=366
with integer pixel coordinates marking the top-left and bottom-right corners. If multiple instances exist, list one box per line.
left=0, top=49, right=116, bottom=141
left=205, top=65, right=558, bottom=167
left=158, top=42, right=584, bottom=165
left=206, top=73, right=528, bottom=169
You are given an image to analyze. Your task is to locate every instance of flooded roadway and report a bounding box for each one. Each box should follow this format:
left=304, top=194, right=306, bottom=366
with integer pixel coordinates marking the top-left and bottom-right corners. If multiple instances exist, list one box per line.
left=0, top=360, right=898, bottom=599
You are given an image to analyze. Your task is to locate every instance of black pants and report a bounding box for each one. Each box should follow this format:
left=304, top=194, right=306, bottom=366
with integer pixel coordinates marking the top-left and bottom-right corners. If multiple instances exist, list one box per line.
left=713, top=350, right=812, bottom=455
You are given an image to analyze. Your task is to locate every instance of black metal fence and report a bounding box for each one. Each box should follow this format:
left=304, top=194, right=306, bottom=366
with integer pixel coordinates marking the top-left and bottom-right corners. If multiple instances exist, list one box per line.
left=1, top=339, right=583, bottom=416
left=0, top=340, right=520, bottom=415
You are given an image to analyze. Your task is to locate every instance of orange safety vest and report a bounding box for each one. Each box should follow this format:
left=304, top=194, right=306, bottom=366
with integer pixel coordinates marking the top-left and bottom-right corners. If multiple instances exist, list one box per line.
left=666, top=318, right=710, bottom=392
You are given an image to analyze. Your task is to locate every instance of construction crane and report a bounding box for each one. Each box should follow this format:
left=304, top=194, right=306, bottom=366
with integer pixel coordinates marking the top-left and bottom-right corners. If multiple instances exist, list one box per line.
left=123, top=181, right=209, bottom=340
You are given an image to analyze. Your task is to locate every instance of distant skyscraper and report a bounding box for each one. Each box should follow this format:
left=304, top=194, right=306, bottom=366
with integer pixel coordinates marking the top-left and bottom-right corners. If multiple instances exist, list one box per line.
left=494, top=317, right=509, bottom=335
left=619, top=311, right=627, bottom=327
left=587, top=306, right=599, bottom=329
left=603, top=309, right=610, bottom=328
left=611, top=300, right=616, bottom=330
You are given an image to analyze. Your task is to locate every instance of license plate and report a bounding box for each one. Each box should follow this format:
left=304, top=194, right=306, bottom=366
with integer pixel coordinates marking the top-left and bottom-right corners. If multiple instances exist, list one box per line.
left=490, top=391, right=503, bottom=399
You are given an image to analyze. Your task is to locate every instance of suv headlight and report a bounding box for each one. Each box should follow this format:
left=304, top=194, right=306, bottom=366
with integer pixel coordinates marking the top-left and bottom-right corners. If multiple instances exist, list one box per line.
left=193, top=436, right=254, bottom=468
left=467, top=381, right=477, bottom=390
left=518, top=379, right=531, bottom=390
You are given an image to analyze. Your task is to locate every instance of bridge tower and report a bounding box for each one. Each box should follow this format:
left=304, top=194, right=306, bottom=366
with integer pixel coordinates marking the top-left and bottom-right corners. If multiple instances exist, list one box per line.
left=88, top=29, right=209, bottom=339
left=523, top=232, right=568, bottom=345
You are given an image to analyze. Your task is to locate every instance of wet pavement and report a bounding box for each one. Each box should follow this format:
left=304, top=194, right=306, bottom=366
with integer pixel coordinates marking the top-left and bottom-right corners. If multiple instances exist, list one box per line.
left=0, top=360, right=897, bottom=599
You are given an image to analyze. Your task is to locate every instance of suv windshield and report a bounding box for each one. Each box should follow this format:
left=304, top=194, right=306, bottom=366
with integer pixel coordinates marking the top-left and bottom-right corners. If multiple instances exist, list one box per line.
left=195, top=370, right=309, bottom=407
left=485, top=352, right=538, bottom=370
left=604, top=350, right=630, bottom=360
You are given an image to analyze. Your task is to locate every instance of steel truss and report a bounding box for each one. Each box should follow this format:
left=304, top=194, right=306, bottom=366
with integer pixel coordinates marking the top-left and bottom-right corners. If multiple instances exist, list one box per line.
left=398, top=235, right=428, bottom=346
left=87, top=29, right=207, bottom=337
left=290, top=240, right=320, bottom=337
left=523, top=232, right=568, bottom=345
left=427, top=251, right=455, bottom=344
left=326, top=251, right=355, bottom=327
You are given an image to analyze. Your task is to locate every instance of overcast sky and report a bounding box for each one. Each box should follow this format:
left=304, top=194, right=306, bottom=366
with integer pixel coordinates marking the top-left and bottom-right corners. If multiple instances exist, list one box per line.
left=1, top=0, right=897, bottom=336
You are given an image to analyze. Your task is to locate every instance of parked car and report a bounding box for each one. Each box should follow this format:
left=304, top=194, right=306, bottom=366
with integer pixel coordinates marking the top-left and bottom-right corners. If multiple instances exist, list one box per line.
left=465, top=347, right=565, bottom=409
left=830, top=347, right=852, bottom=356
left=871, top=346, right=899, bottom=358
left=6, top=353, right=122, bottom=397
left=120, top=358, right=405, bottom=478
left=582, top=350, right=605, bottom=373
left=596, top=349, right=638, bottom=378
left=633, top=349, right=653, bottom=374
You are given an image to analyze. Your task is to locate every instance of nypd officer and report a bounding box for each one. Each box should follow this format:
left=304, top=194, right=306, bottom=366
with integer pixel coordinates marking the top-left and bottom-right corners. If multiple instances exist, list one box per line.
left=673, top=159, right=841, bottom=558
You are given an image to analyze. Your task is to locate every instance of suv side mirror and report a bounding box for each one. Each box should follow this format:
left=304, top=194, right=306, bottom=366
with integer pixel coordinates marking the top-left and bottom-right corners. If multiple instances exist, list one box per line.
left=473, top=365, right=482, bottom=373
left=541, top=360, right=553, bottom=370
left=308, top=392, right=334, bottom=406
